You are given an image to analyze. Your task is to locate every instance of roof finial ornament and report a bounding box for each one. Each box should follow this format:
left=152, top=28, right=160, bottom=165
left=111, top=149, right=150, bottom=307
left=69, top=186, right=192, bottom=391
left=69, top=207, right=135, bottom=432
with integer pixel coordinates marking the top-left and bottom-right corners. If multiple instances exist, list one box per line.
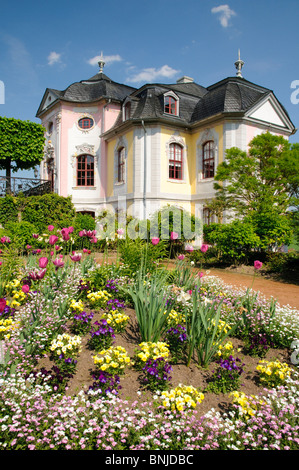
left=235, top=49, right=244, bottom=78
left=98, top=51, right=105, bottom=73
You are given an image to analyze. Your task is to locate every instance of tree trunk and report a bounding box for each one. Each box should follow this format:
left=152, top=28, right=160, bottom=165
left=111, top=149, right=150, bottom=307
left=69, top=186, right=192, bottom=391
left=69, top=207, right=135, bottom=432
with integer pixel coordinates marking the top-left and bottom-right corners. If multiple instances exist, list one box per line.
left=5, top=158, right=11, bottom=194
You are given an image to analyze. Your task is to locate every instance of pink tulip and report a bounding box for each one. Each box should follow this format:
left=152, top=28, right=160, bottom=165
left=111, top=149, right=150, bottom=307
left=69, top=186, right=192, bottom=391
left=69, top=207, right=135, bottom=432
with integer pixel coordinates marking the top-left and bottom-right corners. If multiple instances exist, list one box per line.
left=170, top=231, right=178, bottom=241
left=39, top=257, right=49, bottom=268
left=26, top=245, right=32, bottom=250
left=185, top=244, right=194, bottom=253
left=0, top=236, right=11, bottom=244
left=70, top=252, right=82, bottom=262
left=90, top=237, right=97, bottom=243
left=79, top=230, right=85, bottom=237
left=32, top=233, right=39, bottom=239
left=22, top=284, right=30, bottom=294
left=68, top=226, right=74, bottom=233
left=200, top=272, right=204, bottom=278
left=86, top=230, right=96, bottom=238
left=48, top=225, right=55, bottom=232
left=178, top=254, right=185, bottom=260
left=254, top=260, right=263, bottom=270
left=0, top=261, right=2, bottom=266
left=36, top=249, right=41, bottom=254
left=151, top=237, right=160, bottom=245
left=49, top=235, right=59, bottom=245
left=200, top=244, right=209, bottom=253
left=61, top=228, right=70, bottom=241
left=83, top=248, right=91, bottom=254
left=53, top=258, right=64, bottom=268
left=29, top=269, right=47, bottom=281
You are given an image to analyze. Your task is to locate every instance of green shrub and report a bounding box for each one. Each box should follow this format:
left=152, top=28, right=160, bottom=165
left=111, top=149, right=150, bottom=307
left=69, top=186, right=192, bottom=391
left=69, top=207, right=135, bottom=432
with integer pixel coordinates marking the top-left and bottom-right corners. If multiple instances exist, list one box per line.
left=5, top=220, right=38, bottom=253
left=148, top=205, right=202, bottom=258
left=21, top=193, right=76, bottom=232
left=0, top=195, right=19, bottom=227
left=119, top=237, right=167, bottom=276
left=266, top=251, right=299, bottom=277
left=245, top=212, right=293, bottom=251
left=203, top=220, right=261, bottom=265
left=73, top=212, right=96, bottom=250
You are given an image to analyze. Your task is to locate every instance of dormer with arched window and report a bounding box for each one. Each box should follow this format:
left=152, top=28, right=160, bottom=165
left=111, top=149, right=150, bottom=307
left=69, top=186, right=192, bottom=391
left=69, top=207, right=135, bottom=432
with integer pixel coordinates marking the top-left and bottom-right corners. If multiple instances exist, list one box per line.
left=163, top=91, right=179, bottom=116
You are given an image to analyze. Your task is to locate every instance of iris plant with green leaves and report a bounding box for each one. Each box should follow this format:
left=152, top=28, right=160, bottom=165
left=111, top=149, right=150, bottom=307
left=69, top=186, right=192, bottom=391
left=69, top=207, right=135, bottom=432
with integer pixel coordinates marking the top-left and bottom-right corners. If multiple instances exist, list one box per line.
left=184, top=290, right=235, bottom=368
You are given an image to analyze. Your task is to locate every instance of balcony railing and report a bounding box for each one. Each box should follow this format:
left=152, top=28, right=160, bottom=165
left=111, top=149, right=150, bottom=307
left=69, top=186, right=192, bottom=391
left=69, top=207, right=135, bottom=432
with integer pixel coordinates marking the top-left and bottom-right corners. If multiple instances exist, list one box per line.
left=0, top=176, right=52, bottom=197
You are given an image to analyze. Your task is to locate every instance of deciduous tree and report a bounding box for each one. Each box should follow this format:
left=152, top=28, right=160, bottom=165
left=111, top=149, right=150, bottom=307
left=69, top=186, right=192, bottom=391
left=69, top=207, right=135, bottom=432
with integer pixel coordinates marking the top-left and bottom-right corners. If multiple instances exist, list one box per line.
left=0, top=116, right=45, bottom=193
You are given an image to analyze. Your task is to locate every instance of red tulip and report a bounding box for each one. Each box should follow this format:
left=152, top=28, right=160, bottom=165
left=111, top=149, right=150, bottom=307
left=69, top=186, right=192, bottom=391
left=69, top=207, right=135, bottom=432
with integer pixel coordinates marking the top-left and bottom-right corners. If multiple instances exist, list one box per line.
left=0, top=298, right=7, bottom=313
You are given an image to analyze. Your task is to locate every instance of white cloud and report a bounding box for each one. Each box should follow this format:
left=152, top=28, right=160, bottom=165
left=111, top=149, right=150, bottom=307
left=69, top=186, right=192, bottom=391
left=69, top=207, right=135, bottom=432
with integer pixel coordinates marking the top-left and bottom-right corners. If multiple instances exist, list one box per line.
left=47, top=51, right=61, bottom=66
left=127, top=65, right=180, bottom=83
left=211, top=4, right=236, bottom=28
left=88, top=54, right=122, bottom=66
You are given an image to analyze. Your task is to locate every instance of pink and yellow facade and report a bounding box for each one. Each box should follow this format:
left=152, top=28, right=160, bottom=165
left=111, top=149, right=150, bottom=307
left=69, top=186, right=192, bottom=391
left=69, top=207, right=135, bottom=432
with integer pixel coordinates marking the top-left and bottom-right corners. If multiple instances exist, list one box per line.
left=36, top=63, right=296, bottom=222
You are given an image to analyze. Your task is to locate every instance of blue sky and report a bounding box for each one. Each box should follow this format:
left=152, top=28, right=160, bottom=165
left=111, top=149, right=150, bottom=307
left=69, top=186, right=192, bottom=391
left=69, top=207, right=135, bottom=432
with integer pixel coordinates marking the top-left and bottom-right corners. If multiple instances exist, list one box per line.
left=1, top=0, right=299, bottom=176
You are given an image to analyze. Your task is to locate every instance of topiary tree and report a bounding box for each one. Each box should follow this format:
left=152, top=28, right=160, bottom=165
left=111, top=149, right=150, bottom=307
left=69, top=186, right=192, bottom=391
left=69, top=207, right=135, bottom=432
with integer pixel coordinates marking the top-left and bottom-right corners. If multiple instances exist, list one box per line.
left=0, top=116, right=45, bottom=193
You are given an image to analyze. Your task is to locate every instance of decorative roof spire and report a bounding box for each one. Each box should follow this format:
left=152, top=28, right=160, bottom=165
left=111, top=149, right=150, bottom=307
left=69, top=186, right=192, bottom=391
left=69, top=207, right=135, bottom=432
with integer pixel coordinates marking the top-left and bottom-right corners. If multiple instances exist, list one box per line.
left=98, top=52, right=105, bottom=73
left=235, top=49, right=244, bottom=78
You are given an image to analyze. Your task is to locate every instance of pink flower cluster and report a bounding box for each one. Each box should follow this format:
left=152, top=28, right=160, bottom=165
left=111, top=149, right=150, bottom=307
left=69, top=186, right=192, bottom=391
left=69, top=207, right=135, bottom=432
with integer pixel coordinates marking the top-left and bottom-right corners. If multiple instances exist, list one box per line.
left=79, top=229, right=97, bottom=244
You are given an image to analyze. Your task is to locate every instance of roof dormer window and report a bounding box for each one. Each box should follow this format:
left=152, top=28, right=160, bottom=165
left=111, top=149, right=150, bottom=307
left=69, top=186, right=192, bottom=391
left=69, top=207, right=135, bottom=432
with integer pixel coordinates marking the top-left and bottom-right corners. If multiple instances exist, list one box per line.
left=164, top=92, right=179, bottom=116
left=124, top=102, right=131, bottom=121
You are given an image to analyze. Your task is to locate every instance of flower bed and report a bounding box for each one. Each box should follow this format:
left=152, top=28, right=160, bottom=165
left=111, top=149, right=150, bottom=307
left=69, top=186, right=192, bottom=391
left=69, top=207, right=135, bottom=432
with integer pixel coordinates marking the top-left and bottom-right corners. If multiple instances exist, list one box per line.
left=0, top=233, right=298, bottom=450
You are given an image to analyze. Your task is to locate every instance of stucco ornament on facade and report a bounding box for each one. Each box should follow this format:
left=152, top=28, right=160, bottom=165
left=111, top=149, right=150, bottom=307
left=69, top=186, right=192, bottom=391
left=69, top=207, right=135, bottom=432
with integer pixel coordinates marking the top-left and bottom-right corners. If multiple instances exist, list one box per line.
left=71, top=143, right=98, bottom=169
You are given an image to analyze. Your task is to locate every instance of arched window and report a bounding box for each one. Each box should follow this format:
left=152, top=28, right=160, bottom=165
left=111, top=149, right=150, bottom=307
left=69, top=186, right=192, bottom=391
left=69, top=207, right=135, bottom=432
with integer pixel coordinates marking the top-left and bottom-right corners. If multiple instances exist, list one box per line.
left=117, top=147, right=125, bottom=183
left=164, top=95, right=178, bottom=115
left=77, top=154, right=94, bottom=186
left=202, top=141, right=214, bottom=179
left=169, top=143, right=183, bottom=180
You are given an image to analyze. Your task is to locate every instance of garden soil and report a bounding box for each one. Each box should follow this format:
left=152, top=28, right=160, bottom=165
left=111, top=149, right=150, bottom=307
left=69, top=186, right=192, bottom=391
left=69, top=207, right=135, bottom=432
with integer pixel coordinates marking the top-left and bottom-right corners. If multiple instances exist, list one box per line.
left=60, top=308, right=291, bottom=419
left=94, top=252, right=299, bottom=310
left=37, top=252, right=299, bottom=420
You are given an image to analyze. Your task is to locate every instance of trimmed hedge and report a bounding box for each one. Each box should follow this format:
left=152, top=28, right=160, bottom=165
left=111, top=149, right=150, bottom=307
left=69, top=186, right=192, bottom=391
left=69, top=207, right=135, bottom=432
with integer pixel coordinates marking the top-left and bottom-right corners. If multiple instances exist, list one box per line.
left=0, top=193, right=76, bottom=232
